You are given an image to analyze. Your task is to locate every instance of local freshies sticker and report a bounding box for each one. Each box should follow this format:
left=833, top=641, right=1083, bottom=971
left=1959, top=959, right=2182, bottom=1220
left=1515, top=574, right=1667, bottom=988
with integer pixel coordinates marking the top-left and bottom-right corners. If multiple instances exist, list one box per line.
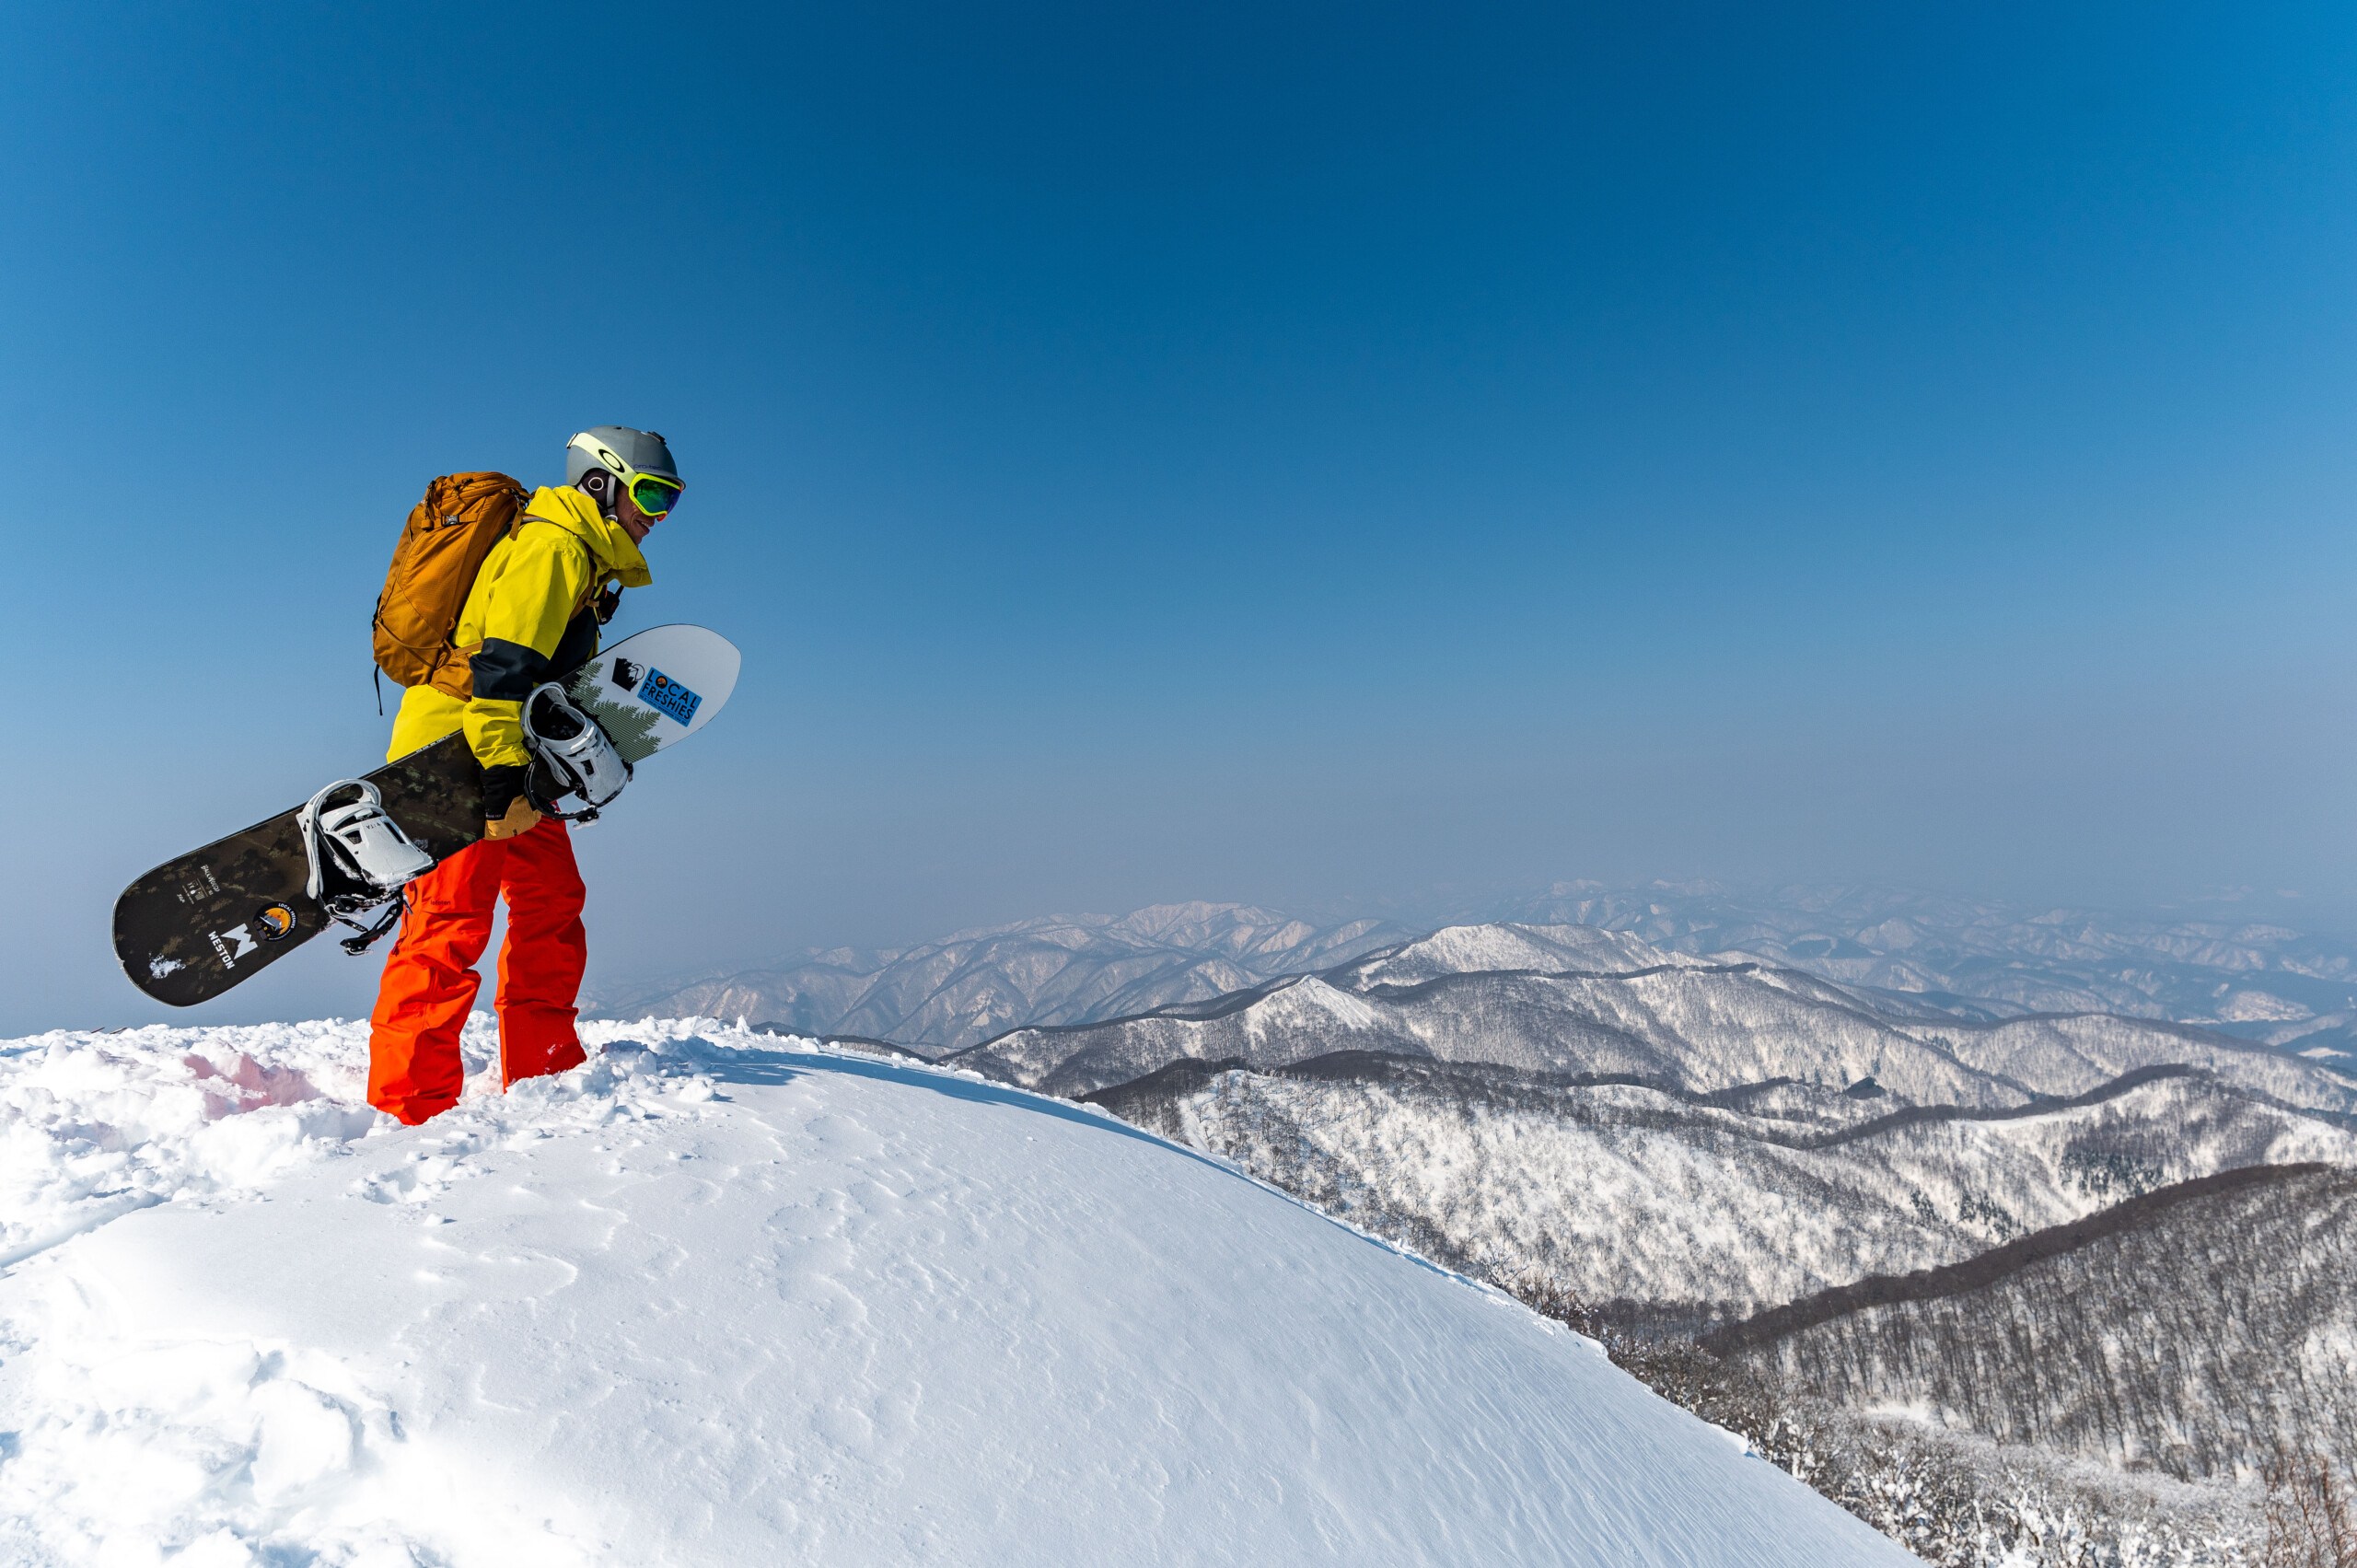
left=641, top=668, right=702, bottom=726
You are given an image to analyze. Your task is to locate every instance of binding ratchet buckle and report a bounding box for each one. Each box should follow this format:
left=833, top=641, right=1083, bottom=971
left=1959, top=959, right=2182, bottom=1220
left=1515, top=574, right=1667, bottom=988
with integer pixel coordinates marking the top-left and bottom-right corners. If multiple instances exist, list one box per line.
left=297, top=779, right=435, bottom=954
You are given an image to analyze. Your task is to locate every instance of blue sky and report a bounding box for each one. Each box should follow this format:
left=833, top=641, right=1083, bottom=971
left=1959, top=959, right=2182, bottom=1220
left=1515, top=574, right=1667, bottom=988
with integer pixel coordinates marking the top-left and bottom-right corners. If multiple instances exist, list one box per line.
left=6, top=1, right=2357, bottom=1028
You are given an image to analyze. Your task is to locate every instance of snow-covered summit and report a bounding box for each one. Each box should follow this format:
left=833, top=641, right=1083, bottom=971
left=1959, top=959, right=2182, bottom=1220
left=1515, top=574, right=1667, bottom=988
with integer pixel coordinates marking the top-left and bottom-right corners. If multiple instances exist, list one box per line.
left=1341, top=922, right=1694, bottom=987
left=0, top=1019, right=1905, bottom=1566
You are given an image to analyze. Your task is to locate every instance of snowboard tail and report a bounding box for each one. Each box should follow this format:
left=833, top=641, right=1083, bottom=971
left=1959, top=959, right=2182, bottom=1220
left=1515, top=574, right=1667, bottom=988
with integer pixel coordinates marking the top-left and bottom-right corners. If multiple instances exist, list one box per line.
left=114, top=739, right=484, bottom=1006
left=113, top=625, right=738, bottom=1007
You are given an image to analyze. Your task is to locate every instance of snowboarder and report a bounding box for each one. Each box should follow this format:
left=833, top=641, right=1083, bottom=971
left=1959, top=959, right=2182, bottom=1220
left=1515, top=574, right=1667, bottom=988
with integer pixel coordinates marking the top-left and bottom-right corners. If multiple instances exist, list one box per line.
left=366, top=427, right=683, bottom=1124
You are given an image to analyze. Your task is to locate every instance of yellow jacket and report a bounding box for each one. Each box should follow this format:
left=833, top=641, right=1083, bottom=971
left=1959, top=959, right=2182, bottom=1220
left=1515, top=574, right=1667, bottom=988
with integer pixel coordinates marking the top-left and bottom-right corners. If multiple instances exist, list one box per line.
left=388, top=485, right=652, bottom=766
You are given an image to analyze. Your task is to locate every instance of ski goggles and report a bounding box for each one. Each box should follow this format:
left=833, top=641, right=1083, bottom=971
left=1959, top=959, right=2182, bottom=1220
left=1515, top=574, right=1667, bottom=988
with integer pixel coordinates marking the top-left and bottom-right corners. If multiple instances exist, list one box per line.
left=627, top=473, right=683, bottom=518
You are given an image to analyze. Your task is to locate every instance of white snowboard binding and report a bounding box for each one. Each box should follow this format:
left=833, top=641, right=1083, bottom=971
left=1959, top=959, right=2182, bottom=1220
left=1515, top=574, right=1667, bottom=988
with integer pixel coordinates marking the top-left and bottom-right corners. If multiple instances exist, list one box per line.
left=298, top=779, right=435, bottom=953
left=299, top=779, right=435, bottom=900
left=523, top=683, right=632, bottom=822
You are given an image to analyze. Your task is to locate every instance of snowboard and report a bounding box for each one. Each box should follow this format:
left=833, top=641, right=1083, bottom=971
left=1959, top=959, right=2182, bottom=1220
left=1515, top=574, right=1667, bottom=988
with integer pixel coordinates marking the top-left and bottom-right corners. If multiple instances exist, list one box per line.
left=113, top=624, right=739, bottom=1007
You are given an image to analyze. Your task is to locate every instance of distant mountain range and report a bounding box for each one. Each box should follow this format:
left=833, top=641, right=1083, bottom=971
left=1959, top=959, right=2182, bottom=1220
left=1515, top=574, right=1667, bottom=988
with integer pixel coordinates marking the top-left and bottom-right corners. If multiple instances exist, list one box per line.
left=1495, top=881, right=2357, bottom=1062
left=599, top=884, right=2357, bottom=1068
left=593, top=902, right=1411, bottom=1051
left=951, top=922, right=2357, bottom=1114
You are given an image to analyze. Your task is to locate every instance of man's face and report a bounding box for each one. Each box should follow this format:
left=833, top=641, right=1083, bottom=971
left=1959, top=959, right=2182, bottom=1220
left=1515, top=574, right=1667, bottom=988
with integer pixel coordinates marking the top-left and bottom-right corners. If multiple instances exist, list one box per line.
left=615, top=485, right=658, bottom=545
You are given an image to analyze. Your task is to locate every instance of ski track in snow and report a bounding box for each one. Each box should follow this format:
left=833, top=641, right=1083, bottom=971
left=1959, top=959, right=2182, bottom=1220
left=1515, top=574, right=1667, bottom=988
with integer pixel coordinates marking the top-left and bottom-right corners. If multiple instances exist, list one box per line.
left=0, top=1017, right=1909, bottom=1567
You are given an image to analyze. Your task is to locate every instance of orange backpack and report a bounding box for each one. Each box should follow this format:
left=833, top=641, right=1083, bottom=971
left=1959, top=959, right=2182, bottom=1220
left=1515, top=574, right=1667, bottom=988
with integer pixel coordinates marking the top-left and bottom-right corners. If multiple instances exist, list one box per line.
left=370, top=471, right=531, bottom=700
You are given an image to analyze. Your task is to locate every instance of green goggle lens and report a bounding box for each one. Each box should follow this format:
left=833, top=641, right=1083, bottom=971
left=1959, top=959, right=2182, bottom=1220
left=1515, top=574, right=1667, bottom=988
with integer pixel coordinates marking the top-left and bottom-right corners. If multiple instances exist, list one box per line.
left=629, top=475, right=682, bottom=517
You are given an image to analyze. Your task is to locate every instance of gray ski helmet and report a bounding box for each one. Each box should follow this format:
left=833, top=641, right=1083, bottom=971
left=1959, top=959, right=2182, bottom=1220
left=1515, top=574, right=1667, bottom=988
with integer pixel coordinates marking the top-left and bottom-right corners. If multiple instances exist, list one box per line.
left=564, top=425, right=680, bottom=487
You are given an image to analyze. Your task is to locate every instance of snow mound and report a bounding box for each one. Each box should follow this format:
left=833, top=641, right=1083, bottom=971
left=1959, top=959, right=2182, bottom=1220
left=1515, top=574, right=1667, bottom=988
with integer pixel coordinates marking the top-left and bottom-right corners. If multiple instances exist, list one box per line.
left=0, top=1019, right=1905, bottom=1566
left=0, top=1020, right=381, bottom=1270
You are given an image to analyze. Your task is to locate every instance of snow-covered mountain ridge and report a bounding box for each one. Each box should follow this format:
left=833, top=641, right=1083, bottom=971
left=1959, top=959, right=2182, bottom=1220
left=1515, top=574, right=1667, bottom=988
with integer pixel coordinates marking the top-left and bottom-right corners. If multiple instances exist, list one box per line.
left=594, top=887, right=2357, bottom=1070
left=954, top=923, right=2357, bottom=1116
left=1084, top=1051, right=2357, bottom=1313
left=0, top=1017, right=1908, bottom=1567
left=589, top=901, right=1411, bottom=1051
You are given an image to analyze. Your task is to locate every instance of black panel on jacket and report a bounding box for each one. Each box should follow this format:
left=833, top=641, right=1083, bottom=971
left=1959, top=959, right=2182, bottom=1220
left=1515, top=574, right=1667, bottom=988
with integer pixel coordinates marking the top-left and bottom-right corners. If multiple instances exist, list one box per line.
left=470, top=638, right=550, bottom=701
left=470, top=607, right=600, bottom=702
left=550, top=610, right=599, bottom=679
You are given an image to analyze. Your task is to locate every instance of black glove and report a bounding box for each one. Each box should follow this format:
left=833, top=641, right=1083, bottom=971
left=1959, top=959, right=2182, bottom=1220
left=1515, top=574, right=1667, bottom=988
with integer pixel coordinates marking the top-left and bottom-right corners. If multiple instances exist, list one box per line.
left=480, top=764, right=528, bottom=821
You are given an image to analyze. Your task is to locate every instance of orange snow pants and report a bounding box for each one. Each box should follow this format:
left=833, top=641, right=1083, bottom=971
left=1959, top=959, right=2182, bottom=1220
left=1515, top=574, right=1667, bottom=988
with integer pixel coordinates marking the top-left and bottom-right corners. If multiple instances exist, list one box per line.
left=367, top=818, right=588, bottom=1125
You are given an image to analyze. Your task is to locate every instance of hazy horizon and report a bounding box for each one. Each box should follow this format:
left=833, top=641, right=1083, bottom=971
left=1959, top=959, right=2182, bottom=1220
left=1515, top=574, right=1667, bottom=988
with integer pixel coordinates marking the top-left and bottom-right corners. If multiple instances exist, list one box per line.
left=30, top=873, right=2357, bottom=1040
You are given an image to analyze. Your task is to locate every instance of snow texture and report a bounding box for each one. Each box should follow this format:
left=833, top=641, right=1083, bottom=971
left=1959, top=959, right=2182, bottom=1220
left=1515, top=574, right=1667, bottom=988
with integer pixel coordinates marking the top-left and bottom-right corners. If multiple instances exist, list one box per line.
left=0, top=1018, right=1909, bottom=1567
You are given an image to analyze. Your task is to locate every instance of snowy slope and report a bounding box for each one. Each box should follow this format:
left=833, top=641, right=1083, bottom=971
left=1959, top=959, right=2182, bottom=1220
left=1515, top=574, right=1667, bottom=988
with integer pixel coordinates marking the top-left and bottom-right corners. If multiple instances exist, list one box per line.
left=0, top=1020, right=1907, bottom=1567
